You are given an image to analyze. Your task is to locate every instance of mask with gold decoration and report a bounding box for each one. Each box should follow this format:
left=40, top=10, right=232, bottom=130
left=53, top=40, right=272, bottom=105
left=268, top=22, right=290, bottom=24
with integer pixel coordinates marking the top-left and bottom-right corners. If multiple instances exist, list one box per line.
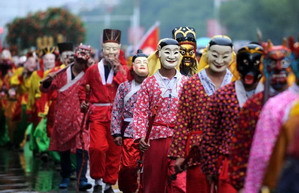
left=172, top=27, right=197, bottom=75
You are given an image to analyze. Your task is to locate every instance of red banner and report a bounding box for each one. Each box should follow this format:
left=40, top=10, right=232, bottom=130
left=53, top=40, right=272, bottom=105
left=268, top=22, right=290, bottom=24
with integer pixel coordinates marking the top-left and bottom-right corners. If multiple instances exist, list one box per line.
left=134, top=21, right=160, bottom=55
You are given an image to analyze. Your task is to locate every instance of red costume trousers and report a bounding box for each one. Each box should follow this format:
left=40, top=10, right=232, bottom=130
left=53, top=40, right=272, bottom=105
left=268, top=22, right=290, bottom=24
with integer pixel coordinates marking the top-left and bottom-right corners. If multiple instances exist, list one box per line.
left=186, top=165, right=209, bottom=193
left=118, top=138, right=140, bottom=193
left=89, top=119, right=121, bottom=185
left=217, top=157, right=237, bottom=193
left=143, top=138, right=186, bottom=193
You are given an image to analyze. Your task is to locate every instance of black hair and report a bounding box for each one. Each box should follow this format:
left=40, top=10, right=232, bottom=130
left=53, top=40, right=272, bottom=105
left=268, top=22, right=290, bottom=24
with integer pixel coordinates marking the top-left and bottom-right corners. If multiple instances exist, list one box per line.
left=209, top=37, right=233, bottom=48
left=159, top=38, right=179, bottom=49
left=132, top=49, right=148, bottom=62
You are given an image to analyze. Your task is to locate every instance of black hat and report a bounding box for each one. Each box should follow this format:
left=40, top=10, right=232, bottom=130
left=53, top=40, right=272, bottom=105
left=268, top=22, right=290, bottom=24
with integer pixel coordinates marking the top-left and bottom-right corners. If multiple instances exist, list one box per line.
left=172, top=27, right=196, bottom=45
left=103, top=29, right=121, bottom=44
left=132, top=49, right=148, bottom=62
left=57, top=42, right=74, bottom=54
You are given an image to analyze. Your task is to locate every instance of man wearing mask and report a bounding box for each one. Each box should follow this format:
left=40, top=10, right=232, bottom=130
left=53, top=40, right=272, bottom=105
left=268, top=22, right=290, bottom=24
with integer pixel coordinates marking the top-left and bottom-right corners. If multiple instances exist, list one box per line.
left=200, top=43, right=264, bottom=193
left=133, top=38, right=188, bottom=193
left=244, top=40, right=299, bottom=193
left=111, top=49, right=149, bottom=193
left=79, top=29, right=128, bottom=193
left=169, top=36, right=234, bottom=193
left=172, top=26, right=199, bottom=76
left=40, top=44, right=93, bottom=191
left=229, top=41, right=291, bottom=191
left=57, top=42, right=75, bottom=67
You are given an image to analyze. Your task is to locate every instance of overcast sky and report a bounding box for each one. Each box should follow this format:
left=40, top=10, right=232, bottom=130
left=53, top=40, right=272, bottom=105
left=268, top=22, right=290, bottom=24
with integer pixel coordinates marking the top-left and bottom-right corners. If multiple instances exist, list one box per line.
left=0, top=0, right=119, bottom=28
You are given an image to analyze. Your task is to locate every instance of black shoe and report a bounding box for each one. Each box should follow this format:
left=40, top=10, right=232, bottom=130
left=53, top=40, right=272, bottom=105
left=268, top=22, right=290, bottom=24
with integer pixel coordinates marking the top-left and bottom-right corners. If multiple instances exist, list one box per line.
left=93, top=185, right=102, bottom=193
left=78, top=181, right=92, bottom=191
left=104, top=187, right=114, bottom=193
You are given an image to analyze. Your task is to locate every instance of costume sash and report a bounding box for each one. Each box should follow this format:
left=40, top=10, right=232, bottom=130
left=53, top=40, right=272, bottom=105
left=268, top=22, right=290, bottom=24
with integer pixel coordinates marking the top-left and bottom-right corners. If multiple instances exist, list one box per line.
left=124, top=80, right=141, bottom=106
left=59, top=66, right=84, bottom=92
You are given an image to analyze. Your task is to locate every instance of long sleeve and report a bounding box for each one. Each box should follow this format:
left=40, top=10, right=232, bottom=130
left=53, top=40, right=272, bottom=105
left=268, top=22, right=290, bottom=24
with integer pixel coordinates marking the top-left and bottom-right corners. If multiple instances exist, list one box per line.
left=111, top=82, right=125, bottom=136
left=201, top=93, right=222, bottom=177
left=244, top=90, right=298, bottom=193
left=132, top=80, right=151, bottom=139
left=168, top=80, right=192, bottom=158
left=229, top=93, right=263, bottom=190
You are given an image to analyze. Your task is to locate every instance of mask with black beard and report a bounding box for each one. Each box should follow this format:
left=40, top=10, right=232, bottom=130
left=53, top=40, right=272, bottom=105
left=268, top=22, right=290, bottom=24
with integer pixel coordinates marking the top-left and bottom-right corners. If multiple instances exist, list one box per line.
left=237, top=43, right=263, bottom=88
left=263, top=44, right=291, bottom=92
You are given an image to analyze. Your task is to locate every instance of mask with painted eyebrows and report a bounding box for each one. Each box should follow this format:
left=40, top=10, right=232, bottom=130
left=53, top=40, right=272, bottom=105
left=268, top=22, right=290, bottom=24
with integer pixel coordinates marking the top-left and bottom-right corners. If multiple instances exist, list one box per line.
left=237, top=43, right=263, bottom=87
left=207, top=36, right=233, bottom=73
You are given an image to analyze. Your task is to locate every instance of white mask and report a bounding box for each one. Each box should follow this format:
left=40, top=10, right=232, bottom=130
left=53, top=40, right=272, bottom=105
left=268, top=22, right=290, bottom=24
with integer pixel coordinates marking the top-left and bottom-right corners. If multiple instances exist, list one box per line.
left=43, top=53, right=55, bottom=70
left=60, top=51, right=74, bottom=65
left=24, top=57, right=38, bottom=72
left=207, top=45, right=232, bottom=73
left=159, top=45, right=180, bottom=69
left=133, top=56, right=149, bottom=77
left=102, top=42, right=121, bottom=61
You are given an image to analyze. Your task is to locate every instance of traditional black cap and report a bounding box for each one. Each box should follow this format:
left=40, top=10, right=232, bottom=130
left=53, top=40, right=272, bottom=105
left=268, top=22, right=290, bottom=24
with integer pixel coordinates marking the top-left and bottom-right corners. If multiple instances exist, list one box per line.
left=132, top=49, right=148, bottom=62
left=103, top=29, right=121, bottom=44
left=158, top=38, right=179, bottom=49
left=172, top=27, right=196, bottom=45
left=57, top=42, right=74, bottom=54
left=209, top=36, right=233, bottom=48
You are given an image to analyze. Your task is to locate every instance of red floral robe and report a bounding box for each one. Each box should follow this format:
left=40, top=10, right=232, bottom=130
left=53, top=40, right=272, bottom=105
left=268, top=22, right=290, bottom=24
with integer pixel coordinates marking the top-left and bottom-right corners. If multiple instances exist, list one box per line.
left=41, top=66, right=89, bottom=151
left=229, top=92, right=263, bottom=190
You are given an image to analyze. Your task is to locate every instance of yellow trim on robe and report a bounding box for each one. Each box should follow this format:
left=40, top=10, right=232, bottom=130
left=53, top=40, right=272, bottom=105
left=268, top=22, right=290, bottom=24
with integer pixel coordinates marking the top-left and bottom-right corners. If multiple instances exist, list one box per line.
left=198, top=47, right=239, bottom=81
left=147, top=51, right=182, bottom=76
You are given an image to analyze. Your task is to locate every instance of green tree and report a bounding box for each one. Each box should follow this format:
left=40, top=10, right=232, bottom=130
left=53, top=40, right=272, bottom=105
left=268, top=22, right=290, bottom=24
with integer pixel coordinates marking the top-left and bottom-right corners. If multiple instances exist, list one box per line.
left=219, top=0, right=299, bottom=43
left=6, top=8, right=85, bottom=51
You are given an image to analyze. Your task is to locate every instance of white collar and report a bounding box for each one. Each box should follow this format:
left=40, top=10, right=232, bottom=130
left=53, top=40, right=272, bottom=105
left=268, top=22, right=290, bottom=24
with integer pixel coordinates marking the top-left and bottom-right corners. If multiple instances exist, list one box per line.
left=235, top=80, right=264, bottom=107
left=98, top=59, right=114, bottom=85
left=198, top=69, right=233, bottom=96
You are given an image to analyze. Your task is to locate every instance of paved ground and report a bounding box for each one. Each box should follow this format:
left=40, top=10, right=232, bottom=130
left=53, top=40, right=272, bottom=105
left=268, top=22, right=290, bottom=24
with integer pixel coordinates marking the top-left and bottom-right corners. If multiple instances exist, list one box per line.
left=0, top=144, right=121, bottom=193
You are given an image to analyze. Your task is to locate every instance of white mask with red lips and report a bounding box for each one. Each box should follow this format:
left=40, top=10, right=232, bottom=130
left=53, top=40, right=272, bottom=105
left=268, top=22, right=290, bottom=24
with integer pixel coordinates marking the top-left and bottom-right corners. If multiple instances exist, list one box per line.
left=133, top=56, right=149, bottom=77
left=207, top=44, right=233, bottom=73
left=159, top=45, right=180, bottom=69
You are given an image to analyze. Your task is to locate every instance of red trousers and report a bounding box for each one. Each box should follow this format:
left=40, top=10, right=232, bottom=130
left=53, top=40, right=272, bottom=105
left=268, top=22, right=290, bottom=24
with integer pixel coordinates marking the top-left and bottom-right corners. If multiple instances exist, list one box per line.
left=186, top=165, right=209, bottom=193
left=217, top=158, right=237, bottom=193
left=118, top=138, right=140, bottom=193
left=89, top=119, right=121, bottom=185
left=143, top=138, right=186, bottom=193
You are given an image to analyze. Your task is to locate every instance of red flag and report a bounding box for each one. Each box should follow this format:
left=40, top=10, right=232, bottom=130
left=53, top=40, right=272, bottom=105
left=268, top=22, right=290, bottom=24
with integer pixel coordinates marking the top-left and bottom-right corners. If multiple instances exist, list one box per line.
left=135, top=21, right=160, bottom=55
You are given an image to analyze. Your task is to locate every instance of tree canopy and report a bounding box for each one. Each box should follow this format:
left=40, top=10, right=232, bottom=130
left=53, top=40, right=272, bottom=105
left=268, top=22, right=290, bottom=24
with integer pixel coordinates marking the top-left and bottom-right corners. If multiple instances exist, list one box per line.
left=6, top=8, right=85, bottom=51
left=219, top=0, right=299, bottom=43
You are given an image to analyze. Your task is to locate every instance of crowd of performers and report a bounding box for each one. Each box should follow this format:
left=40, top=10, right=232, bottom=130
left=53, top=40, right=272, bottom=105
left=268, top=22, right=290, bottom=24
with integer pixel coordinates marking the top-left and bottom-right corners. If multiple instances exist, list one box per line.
left=1, top=26, right=299, bottom=193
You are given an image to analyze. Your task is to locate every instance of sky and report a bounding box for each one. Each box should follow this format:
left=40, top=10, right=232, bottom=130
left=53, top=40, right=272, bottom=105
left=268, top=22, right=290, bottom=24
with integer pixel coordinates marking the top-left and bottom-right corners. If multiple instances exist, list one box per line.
left=0, top=0, right=119, bottom=29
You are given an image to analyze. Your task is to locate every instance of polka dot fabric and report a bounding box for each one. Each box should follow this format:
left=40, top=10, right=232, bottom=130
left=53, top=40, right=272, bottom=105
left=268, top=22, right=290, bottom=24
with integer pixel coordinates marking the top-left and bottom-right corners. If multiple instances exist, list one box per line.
left=200, top=82, right=240, bottom=177
left=229, top=92, right=263, bottom=190
left=168, top=74, right=210, bottom=166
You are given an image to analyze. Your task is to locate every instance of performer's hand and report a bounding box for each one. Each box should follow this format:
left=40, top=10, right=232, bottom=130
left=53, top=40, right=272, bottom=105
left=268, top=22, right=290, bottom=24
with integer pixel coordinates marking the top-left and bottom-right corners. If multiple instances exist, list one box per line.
left=139, top=137, right=150, bottom=152
left=114, top=136, right=123, bottom=146
left=41, top=72, right=55, bottom=85
left=174, top=157, right=185, bottom=173
left=80, top=101, right=89, bottom=113
left=112, top=59, right=121, bottom=73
